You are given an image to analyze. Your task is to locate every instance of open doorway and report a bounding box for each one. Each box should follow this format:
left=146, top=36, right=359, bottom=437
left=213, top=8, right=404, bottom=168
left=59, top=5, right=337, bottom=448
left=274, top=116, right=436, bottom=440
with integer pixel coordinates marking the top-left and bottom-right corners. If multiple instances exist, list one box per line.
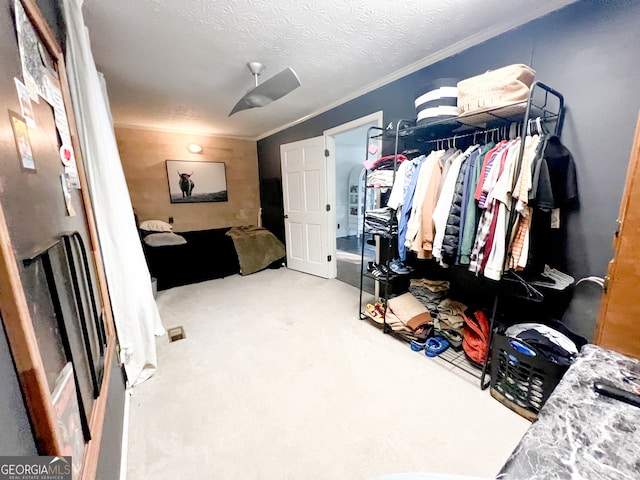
left=324, top=112, right=383, bottom=293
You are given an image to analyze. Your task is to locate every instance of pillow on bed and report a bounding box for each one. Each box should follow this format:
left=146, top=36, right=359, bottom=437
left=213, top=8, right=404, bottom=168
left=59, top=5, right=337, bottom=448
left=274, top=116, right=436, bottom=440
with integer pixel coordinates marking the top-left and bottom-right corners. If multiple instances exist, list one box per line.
left=139, top=219, right=173, bottom=232
left=143, top=232, right=187, bottom=247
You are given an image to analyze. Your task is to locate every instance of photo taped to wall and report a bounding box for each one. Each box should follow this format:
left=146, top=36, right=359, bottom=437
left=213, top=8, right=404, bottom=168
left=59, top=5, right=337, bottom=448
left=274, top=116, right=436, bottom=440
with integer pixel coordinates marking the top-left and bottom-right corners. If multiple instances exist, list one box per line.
left=9, top=110, right=35, bottom=171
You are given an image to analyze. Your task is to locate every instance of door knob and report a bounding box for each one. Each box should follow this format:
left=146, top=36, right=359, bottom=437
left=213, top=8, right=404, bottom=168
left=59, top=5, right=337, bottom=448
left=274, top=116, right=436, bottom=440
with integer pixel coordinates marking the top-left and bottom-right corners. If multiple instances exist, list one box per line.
left=284, top=214, right=289, bottom=219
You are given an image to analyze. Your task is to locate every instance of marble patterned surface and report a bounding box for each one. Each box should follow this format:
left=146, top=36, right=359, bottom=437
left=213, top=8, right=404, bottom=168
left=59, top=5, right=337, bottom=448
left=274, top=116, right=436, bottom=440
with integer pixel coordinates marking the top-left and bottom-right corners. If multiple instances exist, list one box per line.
left=498, top=344, right=640, bottom=480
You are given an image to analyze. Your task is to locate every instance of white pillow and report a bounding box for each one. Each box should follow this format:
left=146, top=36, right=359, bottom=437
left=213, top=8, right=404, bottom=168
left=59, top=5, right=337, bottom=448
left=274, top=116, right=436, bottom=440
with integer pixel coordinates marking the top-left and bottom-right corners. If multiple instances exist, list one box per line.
left=139, top=219, right=173, bottom=232
left=143, top=232, right=187, bottom=247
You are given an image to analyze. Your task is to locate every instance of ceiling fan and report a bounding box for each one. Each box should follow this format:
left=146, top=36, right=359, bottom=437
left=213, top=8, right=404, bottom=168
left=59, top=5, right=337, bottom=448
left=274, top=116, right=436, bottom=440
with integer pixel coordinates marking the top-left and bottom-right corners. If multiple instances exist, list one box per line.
left=228, top=62, right=301, bottom=116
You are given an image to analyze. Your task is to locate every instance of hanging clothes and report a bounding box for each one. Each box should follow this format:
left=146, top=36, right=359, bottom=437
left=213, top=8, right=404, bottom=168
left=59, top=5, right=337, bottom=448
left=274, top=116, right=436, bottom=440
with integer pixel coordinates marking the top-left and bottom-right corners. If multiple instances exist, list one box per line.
left=483, top=138, right=522, bottom=280
left=404, top=151, right=445, bottom=255
left=459, top=143, right=494, bottom=264
left=468, top=142, right=509, bottom=275
left=386, top=159, right=411, bottom=211
left=524, top=135, right=579, bottom=275
left=440, top=146, right=480, bottom=266
left=508, top=135, right=541, bottom=270
left=388, top=126, right=576, bottom=283
left=417, top=151, right=445, bottom=259
left=455, top=147, right=482, bottom=264
left=397, top=155, right=427, bottom=262
left=432, top=149, right=469, bottom=263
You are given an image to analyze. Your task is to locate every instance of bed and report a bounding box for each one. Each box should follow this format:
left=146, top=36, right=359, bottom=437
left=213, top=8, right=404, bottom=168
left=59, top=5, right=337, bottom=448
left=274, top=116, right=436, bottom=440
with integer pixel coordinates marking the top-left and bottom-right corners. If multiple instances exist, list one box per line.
left=138, top=219, right=285, bottom=291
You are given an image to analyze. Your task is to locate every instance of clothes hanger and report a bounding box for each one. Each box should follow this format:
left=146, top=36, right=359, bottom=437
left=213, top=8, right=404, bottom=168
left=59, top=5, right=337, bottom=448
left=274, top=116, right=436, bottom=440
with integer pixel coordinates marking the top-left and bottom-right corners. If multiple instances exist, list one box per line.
left=506, top=270, right=544, bottom=302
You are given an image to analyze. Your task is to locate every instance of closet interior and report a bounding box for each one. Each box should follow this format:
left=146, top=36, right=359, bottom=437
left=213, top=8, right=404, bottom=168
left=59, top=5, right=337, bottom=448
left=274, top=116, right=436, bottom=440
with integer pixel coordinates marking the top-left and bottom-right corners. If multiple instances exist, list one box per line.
left=358, top=78, right=582, bottom=416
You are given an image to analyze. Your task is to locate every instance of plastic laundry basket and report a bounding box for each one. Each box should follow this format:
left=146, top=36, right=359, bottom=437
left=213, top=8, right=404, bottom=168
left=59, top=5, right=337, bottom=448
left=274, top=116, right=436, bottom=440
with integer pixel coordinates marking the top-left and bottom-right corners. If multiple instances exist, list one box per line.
left=489, top=333, right=569, bottom=421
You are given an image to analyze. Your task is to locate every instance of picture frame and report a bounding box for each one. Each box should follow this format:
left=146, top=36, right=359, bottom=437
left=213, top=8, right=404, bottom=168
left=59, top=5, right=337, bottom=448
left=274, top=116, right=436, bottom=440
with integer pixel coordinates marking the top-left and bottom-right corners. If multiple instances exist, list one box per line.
left=165, top=159, right=228, bottom=204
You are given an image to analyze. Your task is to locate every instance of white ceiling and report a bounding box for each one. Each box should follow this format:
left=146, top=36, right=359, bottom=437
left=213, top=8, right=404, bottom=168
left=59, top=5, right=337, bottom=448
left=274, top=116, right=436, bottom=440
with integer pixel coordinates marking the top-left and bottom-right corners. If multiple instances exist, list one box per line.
left=82, top=0, right=575, bottom=141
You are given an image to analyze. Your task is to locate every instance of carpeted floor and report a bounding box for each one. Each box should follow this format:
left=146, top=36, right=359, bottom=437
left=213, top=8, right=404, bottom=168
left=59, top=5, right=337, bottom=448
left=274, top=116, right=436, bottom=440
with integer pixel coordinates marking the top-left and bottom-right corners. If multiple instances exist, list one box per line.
left=126, top=268, right=529, bottom=480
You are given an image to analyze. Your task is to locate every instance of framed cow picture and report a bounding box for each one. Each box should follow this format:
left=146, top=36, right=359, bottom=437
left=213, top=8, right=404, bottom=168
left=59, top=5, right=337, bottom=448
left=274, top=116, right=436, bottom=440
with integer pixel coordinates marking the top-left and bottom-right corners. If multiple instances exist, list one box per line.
left=166, top=160, right=228, bottom=203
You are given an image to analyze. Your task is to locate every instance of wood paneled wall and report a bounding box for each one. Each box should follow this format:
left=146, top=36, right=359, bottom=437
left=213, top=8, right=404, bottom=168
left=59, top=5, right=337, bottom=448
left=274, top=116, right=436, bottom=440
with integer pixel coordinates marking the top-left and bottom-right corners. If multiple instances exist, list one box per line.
left=116, top=127, right=260, bottom=232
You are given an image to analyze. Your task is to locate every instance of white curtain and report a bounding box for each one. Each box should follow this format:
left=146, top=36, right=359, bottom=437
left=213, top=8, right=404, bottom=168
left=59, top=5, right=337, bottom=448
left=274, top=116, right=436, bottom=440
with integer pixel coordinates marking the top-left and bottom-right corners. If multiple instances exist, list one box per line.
left=62, top=0, right=165, bottom=386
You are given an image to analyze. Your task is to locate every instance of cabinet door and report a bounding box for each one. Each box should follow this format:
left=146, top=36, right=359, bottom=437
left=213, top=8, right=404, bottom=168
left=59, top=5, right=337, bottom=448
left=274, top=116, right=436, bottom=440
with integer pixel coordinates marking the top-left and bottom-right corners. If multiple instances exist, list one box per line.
left=595, top=113, right=640, bottom=359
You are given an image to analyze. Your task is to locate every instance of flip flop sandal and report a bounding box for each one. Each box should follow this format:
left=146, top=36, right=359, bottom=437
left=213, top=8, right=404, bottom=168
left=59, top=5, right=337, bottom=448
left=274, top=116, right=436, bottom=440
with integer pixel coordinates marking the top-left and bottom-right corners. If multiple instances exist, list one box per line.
left=366, top=303, right=382, bottom=319
left=374, top=302, right=387, bottom=314
left=366, top=304, right=407, bottom=331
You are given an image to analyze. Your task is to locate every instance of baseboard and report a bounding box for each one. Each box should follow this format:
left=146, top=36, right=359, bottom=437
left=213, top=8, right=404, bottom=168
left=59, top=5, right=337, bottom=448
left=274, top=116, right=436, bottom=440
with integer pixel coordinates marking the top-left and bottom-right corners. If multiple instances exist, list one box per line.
left=119, top=388, right=132, bottom=480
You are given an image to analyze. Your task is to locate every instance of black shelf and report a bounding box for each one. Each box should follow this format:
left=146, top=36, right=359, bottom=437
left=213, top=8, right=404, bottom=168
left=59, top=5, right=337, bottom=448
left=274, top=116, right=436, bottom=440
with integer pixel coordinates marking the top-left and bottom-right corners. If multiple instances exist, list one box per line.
left=363, top=231, right=396, bottom=239
left=435, top=347, right=483, bottom=379
left=362, top=271, right=394, bottom=285
left=379, top=86, right=564, bottom=143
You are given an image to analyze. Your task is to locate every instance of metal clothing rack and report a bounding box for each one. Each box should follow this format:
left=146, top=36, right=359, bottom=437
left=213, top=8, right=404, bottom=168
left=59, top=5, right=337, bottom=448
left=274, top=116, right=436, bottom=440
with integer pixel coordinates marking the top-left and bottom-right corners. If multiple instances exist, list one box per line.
left=357, top=81, right=566, bottom=389
left=358, top=125, right=396, bottom=329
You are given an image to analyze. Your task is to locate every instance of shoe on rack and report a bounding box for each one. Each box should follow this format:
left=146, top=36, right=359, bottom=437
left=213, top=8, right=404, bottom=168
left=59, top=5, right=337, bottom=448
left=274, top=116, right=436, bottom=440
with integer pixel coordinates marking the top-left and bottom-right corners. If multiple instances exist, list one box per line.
left=367, top=262, right=384, bottom=278
left=424, top=336, right=450, bottom=357
left=389, top=259, right=410, bottom=275
left=367, top=262, right=396, bottom=278
left=377, top=264, right=394, bottom=276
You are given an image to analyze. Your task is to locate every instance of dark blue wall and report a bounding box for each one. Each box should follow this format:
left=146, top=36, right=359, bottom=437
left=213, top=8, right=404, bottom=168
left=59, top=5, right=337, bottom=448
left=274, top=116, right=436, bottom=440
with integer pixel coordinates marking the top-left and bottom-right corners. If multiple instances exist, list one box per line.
left=258, top=0, right=640, bottom=290
left=0, top=318, right=36, bottom=455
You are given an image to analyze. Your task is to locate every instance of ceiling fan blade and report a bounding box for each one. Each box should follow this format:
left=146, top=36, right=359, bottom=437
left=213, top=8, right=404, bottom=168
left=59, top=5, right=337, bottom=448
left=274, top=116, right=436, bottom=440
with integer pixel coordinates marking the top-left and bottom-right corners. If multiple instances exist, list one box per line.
left=229, top=67, right=301, bottom=116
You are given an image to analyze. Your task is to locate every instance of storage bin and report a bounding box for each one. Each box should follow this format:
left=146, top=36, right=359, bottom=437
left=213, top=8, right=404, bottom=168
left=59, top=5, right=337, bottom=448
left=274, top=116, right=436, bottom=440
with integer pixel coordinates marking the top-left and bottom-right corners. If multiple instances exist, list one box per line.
left=489, top=332, right=569, bottom=420
left=414, top=78, right=459, bottom=127
left=457, top=64, right=535, bottom=115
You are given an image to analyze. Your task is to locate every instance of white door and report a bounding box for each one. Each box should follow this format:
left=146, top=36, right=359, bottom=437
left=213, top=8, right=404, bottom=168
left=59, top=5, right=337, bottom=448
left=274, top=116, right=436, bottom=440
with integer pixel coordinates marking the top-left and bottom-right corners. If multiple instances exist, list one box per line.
left=281, top=137, right=331, bottom=278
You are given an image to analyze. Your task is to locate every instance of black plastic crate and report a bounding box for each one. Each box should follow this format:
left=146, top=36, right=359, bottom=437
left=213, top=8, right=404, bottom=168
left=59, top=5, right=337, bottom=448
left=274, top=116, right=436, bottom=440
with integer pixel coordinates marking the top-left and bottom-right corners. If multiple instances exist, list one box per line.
left=490, top=333, right=569, bottom=420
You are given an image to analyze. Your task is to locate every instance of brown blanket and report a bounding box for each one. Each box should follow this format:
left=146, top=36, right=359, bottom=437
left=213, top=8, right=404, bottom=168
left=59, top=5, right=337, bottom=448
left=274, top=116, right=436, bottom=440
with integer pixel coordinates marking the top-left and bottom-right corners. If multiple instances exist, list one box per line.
left=226, top=226, right=285, bottom=276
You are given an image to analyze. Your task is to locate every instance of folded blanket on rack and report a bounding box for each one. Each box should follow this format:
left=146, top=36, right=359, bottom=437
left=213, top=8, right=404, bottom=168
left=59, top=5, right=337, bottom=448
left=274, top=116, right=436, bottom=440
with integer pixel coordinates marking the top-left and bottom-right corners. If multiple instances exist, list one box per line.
left=410, top=278, right=450, bottom=293
left=367, top=170, right=394, bottom=187
left=365, top=207, right=394, bottom=222
left=435, top=298, right=468, bottom=348
left=363, top=303, right=417, bottom=341
left=387, top=293, right=433, bottom=331
left=437, top=299, right=467, bottom=327
left=409, top=279, right=450, bottom=314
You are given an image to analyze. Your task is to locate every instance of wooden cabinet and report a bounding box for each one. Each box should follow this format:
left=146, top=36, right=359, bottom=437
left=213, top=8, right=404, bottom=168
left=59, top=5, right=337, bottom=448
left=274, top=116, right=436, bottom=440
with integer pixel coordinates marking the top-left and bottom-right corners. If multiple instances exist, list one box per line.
left=595, top=113, right=640, bottom=359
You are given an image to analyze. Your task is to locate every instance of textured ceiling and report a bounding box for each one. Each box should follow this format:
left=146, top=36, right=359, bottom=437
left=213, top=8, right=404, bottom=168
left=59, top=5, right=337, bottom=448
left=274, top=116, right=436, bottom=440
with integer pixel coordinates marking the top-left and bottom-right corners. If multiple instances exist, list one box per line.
left=82, top=0, right=576, bottom=140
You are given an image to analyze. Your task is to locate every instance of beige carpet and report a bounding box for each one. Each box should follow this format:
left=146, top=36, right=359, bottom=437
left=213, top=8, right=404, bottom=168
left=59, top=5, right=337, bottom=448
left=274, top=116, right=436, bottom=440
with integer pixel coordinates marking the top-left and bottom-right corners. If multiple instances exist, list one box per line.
left=126, top=268, right=530, bottom=480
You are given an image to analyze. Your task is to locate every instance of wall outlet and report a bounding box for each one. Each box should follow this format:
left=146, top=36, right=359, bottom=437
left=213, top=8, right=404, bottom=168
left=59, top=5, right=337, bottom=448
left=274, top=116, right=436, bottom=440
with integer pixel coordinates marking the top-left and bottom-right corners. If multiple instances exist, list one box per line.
left=168, top=216, right=174, bottom=224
